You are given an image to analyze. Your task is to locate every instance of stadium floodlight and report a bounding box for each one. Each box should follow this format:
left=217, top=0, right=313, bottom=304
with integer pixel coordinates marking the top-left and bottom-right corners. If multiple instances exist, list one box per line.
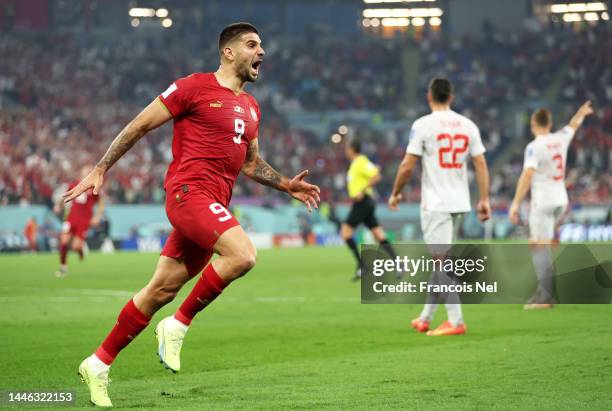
left=331, top=134, right=342, bottom=144
left=363, top=8, right=442, bottom=18
left=429, top=16, right=442, bottom=26
left=382, top=17, right=410, bottom=26
left=370, top=18, right=381, bottom=27
left=131, top=18, right=140, bottom=27
left=584, top=12, right=599, bottom=20
left=162, top=18, right=173, bottom=28
left=129, top=7, right=156, bottom=17
left=156, top=8, right=169, bottom=18
left=562, top=12, right=582, bottom=21
left=550, top=2, right=607, bottom=13
left=338, top=125, right=349, bottom=135
left=603, top=11, right=610, bottom=20
left=412, top=17, right=425, bottom=26
left=362, top=18, right=371, bottom=27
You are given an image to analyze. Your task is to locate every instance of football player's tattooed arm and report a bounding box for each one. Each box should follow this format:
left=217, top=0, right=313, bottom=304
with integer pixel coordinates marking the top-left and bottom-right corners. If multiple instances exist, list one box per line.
left=64, top=98, right=172, bottom=202
left=241, top=138, right=288, bottom=191
left=242, top=139, right=321, bottom=211
left=97, top=98, right=172, bottom=172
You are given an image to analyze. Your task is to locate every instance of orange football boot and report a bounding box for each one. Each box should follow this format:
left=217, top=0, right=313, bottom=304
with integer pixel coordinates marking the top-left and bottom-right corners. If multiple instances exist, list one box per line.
left=411, top=318, right=430, bottom=333
left=426, top=321, right=466, bottom=336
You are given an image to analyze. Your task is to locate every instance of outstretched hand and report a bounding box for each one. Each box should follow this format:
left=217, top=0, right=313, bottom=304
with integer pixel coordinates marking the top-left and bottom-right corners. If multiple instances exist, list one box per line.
left=63, top=166, right=105, bottom=203
left=287, top=170, right=321, bottom=213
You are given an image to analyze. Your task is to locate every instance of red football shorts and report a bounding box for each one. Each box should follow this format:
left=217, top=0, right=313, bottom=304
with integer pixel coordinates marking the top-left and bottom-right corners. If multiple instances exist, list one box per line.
left=63, top=219, right=90, bottom=240
left=162, top=184, right=240, bottom=277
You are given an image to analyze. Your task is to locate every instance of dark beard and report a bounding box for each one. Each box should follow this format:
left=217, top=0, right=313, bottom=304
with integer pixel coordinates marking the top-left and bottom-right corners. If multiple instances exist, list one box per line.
left=239, top=65, right=256, bottom=83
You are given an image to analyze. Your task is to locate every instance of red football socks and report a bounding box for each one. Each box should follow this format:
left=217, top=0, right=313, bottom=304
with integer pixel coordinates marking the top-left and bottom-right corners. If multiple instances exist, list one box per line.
left=175, top=264, right=227, bottom=326
left=94, top=299, right=150, bottom=365
left=59, top=243, right=68, bottom=265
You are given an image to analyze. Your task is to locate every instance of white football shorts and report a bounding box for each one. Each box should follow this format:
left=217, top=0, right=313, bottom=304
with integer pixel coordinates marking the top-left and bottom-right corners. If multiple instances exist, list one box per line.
left=529, top=204, right=566, bottom=241
left=420, top=209, right=464, bottom=245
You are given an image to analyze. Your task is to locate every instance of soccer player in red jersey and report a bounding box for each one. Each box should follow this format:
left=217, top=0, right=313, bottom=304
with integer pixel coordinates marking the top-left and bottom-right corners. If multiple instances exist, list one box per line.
left=54, top=165, right=105, bottom=277
left=64, top=23, right=320, bottom=407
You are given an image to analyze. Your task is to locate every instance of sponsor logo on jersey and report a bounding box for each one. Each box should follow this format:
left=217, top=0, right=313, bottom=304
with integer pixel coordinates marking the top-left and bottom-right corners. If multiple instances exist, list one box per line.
left=209, top=100, right=223, bottom=108
left=234, top=105, right=245, bottom=114
left=250, top=106, right=258, bottom=121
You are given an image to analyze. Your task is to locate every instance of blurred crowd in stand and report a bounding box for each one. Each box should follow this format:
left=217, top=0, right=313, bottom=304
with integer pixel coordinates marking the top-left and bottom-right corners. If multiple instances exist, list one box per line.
left=1, top=24, right=609, bottom=208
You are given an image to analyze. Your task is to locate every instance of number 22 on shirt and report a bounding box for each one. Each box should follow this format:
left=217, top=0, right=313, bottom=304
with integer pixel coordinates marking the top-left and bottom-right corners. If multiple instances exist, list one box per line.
left=437, top=133, right=469, bottom=169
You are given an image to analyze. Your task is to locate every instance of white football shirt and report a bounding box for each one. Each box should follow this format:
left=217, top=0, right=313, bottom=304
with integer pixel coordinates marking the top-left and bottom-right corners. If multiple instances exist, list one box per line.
left=406, top=110, right=486, bottom=213
left=523, top=125, right=575, bottom=208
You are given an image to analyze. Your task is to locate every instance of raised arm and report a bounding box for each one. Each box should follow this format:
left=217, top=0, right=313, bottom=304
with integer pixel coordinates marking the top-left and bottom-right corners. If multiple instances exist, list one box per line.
left=567, top=100, right=594, bottom=130
left=242, top=138, right=320, bottom=212
left=388, top=153, right=419, bottom=210
left=472, top=154, right=491, bottom=221
left=64, top=98, right=172, bottom=202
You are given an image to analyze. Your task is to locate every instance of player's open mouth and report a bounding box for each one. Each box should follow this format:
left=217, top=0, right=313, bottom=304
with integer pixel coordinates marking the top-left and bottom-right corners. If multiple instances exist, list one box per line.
left=251, top=60, right=262, bottom=74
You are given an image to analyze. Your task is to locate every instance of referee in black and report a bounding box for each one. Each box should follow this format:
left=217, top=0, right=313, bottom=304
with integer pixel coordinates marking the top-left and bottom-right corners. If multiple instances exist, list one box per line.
left=342, top=140, right=397, bottom=280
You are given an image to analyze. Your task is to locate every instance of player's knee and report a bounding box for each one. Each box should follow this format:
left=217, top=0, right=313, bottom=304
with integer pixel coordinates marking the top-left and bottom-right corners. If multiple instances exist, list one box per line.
left=233, top=250, right=257, bottom=276
left=150, top=284, right=180, bottom=305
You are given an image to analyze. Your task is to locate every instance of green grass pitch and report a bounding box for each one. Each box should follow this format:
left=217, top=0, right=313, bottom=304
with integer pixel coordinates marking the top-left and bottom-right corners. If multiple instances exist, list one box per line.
left=1, top=247, right=611, bottom=410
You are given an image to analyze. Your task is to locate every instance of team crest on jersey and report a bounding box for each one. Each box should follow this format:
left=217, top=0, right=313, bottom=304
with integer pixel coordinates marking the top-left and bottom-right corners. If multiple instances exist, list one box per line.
left=234, top=105, right=245, bottom=114
left=250, top=106, right=258, bottom=121
left=209, top=100, right=223, bottom=108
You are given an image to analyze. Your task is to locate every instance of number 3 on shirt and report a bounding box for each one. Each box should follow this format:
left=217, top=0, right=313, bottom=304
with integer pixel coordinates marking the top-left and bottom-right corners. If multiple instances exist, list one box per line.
left=552, top=153, right=564, bottom=181
left=209, top=203, right=232, bottom=222
left=437, top=134, right=469, bottom=169
left=233, top=119, right=245, bottom=144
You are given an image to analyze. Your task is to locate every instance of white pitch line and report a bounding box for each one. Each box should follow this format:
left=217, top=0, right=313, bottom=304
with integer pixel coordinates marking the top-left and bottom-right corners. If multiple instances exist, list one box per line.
left=0, top=287, right=135, bottom=297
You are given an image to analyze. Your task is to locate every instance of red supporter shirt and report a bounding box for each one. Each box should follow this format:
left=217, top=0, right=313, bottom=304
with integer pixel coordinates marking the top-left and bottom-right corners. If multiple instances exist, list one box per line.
left=67, top=181, right=99, bottom=225
left=159, top=73, right=261, bottom=207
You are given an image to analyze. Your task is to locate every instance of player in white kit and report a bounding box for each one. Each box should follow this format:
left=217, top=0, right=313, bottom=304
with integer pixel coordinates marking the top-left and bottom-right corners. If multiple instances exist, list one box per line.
left=388, top=78, right=491, bottom=336
left=509, top=101, right=593, bottom=309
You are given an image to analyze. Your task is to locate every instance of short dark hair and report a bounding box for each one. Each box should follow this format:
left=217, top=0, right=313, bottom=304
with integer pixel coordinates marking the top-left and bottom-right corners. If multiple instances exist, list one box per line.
left=348, top=139, right=361, bottom=154
left=219, top=22, right=259, bottom=51
left=429, top=78, right=453, bottom=103
left=533, top=108, right=552, bottom=128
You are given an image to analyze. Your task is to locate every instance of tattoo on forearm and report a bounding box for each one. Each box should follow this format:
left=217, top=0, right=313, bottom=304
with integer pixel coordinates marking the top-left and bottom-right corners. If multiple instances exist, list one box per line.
left=252, top=158, right=283, bottom=189
left=96, top=125, right=143, bottom=171
left=243, top=139, right=284, bottom=190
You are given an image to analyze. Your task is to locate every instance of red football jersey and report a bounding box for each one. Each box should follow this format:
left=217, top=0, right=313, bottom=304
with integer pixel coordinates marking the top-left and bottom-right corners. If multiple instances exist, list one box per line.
left=159, top=73, right=261, bottom=207
left=67, top=181, right=99, bottom=225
